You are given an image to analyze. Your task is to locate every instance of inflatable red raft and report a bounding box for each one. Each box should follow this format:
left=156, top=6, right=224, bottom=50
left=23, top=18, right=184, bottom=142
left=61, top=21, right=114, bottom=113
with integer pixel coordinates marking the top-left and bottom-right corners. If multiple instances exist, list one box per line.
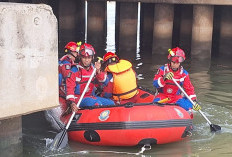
left=60, top=88, right=193, bottom=146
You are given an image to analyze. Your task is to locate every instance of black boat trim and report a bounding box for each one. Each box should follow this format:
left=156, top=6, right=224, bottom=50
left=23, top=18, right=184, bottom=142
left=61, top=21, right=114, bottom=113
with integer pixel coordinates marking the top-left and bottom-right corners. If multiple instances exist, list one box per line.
left=68, top=119, right=193, bottom=131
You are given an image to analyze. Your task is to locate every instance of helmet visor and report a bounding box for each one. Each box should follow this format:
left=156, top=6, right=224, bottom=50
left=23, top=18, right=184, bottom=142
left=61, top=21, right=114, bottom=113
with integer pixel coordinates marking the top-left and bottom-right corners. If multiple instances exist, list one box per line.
left=79, top=48, right=94, bottom=56
left=170, top=56, right=184, bottom=63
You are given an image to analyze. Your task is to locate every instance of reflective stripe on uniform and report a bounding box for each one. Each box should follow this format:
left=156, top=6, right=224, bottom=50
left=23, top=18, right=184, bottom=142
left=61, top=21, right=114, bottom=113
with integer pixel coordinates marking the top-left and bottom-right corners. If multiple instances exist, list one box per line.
left=189, top=95, right=196, bottom=99
left=158, top=77, right=164, bottom=87
left=66, top=95, right=75, bottom=100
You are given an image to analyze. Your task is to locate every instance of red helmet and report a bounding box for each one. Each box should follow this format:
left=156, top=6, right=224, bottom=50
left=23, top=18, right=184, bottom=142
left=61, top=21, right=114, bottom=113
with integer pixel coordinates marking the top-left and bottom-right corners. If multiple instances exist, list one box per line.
left=103, top=52, right=119, bottom=62
left=79, top=43, right=96, bottom=57
left=64, top=42, right=80, bottom=52
left=167, top=47, right=186, bottom=63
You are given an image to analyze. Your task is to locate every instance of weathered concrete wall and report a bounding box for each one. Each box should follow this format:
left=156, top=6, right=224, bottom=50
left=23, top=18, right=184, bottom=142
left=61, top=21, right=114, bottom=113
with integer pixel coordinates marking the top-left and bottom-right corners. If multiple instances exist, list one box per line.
left=191, top=5, right=214, bottom=60
left=59, top=0, right=85, bottom=57
left=87, top=1, right=106, bottom=57
left=152, top=4, right=174, bottom=55
left=0, top=3, right=58, bottom=120
left=116, top=2, right=138, bottom=61
left=218, top=6, right=232, bottom=56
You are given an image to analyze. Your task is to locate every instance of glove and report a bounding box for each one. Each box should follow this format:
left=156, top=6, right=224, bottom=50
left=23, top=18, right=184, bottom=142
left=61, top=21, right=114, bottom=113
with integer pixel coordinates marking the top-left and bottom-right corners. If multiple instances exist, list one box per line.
left=193, top=101, right=201, bottom=111
left=163, top=72, right=174, bottom=80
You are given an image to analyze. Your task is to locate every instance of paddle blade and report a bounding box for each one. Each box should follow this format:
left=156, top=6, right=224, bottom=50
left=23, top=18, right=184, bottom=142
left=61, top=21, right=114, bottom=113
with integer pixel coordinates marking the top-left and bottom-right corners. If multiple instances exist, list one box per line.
left=210, top=124, right=221, bottom=132
left=49, top=130, right=68, bottom=150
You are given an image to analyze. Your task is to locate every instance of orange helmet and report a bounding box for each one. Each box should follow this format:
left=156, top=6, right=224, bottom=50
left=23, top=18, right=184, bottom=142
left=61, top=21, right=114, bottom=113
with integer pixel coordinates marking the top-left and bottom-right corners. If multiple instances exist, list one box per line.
left=64, top=41, right=81, bottom=53
left=103, top=52, right=119, bottom=62
left=167, top=47, right=186, bottom=63
left=79, top=43, right=96, bottom=57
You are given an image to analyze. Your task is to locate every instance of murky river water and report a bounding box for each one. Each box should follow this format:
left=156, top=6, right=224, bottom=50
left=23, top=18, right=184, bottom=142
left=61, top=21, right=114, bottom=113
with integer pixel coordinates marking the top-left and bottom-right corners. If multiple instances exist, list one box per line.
left=20, top=55, right=232, bottom=157
left=19, top=2, right=232, bottom=156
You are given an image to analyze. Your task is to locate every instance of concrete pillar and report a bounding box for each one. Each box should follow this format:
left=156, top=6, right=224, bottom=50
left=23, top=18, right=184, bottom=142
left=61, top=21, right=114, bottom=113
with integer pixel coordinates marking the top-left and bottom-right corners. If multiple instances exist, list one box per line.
left=191, top=5, right=214, bottom=61
left=0, top=3, right=58, bottom=119
left=152, top=4, right=174, bottom=56
left=59, top=0, right=85, bottom=57
left=116, top=2, right=138, bottom=61
left=218, top=6, right=232, bottom=57
left=140, top=3, right=154, bottom=62
left=0, top=117, right=22, bottom=156
left=179, top=5, right=193, bottom=57
left=87, top=1, right=106, bottom=57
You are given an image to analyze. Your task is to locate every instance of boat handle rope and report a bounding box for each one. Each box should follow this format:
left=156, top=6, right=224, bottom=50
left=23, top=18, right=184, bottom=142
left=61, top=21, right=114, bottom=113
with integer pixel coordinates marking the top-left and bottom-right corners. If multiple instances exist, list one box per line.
left=136, top=144, right=151, bottom=155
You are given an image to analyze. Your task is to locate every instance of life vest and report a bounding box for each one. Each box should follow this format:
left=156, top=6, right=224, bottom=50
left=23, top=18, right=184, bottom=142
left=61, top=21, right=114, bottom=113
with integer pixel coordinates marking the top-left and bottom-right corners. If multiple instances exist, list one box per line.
left=162, top=64, right=185, bottom=96
left=105, top=59, right=137, bottom=100
left=72, top=64, right=95, bottom=96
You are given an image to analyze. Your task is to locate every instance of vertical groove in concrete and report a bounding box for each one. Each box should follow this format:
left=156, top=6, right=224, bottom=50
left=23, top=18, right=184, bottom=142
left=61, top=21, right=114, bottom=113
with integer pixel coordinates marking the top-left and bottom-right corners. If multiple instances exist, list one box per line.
left=152, top=4, right=174, bottom=55
left=87, top=1, right=106, bottom=57
left=116, top=2, right=138, bottom=61
left=191, top=5, right=214, bottom=60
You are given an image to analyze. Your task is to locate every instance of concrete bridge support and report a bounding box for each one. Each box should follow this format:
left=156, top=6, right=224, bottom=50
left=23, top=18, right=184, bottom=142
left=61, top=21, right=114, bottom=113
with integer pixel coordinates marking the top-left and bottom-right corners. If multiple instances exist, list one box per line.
left=152, top=4, right=174, bottom=57
left=191, top=5, right=214, bottom=61
left=59, top=0, right=85, bottom=57
left=87, top=1, right=106, bottom=57
left=0, top=2, right=58, bottom=153
left=178, top=5, right=193, bottom=57
left=218, top=6, right=232, bottom=57
left=0, top=117, right=22, bottom=157
left=140, top=3, right=154, bottom=62
left=116, top=2, right=138, bottom=61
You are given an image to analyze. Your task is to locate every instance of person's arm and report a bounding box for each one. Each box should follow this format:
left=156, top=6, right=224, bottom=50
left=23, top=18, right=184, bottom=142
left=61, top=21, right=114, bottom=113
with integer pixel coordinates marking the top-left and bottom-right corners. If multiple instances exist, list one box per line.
left=183, top=73, right=202, bottom=111
left=183, top=73, right=196, bottom=101
left=65, top=69, right=80, bottom=112
left=101, top=72, right=113, bottom=98
left=66, top=71, right=77, bottom=102
left=153, top=66, right=166, bottom=89
left=95, top=61, right=107, bottom=82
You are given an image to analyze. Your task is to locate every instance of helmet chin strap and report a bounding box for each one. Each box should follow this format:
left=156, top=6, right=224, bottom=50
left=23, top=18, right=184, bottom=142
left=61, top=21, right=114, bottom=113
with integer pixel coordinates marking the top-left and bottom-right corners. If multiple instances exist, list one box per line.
left=68, top=51, right=77, bottom=59
left=171, top=67, right=179, bottom=72
left=80, top=61, right=91, bottom=69
left=169, top=62, right=180, bottom=72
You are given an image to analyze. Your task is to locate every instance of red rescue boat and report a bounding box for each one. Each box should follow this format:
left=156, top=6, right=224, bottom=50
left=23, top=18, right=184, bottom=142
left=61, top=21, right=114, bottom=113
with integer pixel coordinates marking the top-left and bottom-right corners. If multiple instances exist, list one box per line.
left=59, top=88, right=193, bottom=146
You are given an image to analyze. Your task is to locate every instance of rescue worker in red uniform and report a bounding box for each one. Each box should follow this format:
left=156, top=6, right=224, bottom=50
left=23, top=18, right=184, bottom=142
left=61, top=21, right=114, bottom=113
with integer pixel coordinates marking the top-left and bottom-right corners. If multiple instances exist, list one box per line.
left=65, top=43, right=115, bottom=112
left=153, top=47, right=201, bottom=111
left=59, top=41, right=81, bottom=97
left=101, top=52, right=155, bottom=104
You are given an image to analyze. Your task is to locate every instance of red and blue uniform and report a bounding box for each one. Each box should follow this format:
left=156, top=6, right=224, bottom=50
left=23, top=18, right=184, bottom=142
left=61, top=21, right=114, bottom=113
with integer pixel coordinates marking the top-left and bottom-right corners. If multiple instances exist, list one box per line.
left=66, top=63, right=115, bottom=107
left=58, top=55, right=76, bottom=97
left=153, top=64, right=196, bottom=111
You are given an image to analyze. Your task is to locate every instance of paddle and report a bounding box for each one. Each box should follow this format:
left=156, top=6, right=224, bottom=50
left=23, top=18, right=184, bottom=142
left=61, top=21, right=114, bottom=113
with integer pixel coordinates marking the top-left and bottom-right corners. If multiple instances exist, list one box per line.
left=50, top=68, right=97, bottom=150
left=172, top=78, right=221, bottom=132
